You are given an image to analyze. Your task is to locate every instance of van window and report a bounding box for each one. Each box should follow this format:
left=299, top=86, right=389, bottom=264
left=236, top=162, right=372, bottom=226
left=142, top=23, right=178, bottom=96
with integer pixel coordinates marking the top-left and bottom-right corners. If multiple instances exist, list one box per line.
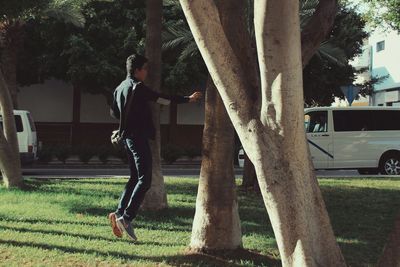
left=373, top=111, right=400, bottom=130
left=27, top=113, right=36, bottom=132
left=333, top=110, right=400, bottom=131
left=305, top=111, right=328, bottom=133
left=0, top=115, right=23, bottom=132
left=333, top=110, right=372, bottom=131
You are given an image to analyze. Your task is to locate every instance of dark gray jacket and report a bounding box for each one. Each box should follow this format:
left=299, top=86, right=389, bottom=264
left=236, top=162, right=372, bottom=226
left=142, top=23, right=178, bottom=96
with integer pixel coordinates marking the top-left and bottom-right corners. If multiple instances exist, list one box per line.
left=111, top=77, right=190, bottom=140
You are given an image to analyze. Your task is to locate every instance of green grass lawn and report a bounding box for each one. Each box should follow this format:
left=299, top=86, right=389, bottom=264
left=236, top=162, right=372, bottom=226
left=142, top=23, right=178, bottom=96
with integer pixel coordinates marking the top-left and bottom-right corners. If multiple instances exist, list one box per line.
left=0, top=177, right=399, bottom=267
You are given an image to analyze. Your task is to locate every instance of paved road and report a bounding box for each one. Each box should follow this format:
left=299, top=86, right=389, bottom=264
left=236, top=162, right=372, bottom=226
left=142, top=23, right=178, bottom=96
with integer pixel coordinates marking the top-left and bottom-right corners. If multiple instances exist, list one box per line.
left=21, top=167, right=391, bottom=179
left=22, top=167, right=202, bottom=179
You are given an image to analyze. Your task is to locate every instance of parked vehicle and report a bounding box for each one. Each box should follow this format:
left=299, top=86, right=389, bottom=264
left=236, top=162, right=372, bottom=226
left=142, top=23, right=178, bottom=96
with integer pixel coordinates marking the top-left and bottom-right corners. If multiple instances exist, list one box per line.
left=238, top=148, right=245, bottom=167
left=0, top=110, right=38, bottom=165
left=238, top=107, right=400, bottom=175
left=305, top=106, right=400, bottom=175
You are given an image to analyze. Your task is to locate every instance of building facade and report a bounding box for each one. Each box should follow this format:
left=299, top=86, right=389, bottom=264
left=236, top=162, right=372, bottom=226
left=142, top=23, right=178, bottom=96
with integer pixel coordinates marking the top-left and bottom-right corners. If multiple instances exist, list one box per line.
left=18, top=79, right=205, bottom=149
left=351, top=28, right=400, bottom=106
left=369, top=29, right=400, bottom=106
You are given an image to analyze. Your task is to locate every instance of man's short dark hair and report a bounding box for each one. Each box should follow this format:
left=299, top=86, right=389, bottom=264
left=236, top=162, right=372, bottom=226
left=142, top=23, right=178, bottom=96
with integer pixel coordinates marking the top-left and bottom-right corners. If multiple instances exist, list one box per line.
left=126, top=54, right=148, bottom=76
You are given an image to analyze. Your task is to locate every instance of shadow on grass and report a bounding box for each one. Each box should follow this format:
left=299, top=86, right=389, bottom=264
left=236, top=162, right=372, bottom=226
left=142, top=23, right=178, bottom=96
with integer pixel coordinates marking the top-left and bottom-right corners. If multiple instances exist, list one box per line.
left=0, top=225, right=183, bottom=246
left=165, top=249, right=281, bottom=267
left=9, top=177, right=400, bottom=266
left=230, top=182, right=400, bottom=266
left=0, top=216, right=106, bottom=227
left=0, top=238, right=281, bottom=267
left=322, top=186, right=400, bottom=266
left=0, top=238, right=143, bottom=261
left=21, top=179, right=121, bottom=198
left=64, top=201, right=195, bottom=232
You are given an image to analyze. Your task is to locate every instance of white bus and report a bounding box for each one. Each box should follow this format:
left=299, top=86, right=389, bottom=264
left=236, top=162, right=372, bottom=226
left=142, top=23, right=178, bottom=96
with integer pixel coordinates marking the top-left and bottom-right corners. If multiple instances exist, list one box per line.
left=0, top=110, right=38, bottom=165
left=305, top=106, right=400, bottom=175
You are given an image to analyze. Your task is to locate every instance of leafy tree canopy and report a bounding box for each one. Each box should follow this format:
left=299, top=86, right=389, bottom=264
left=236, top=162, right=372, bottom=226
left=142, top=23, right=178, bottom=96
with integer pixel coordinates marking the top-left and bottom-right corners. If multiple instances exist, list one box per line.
left=362, top=0, right=400, bottom=31
left=17, top=0, right=206, bottom=102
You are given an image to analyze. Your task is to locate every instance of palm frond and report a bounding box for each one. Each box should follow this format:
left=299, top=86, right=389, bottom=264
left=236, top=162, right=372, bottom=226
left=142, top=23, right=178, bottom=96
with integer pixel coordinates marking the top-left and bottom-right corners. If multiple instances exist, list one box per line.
left=44, top=0, right=85, bottom=27
left=163, top=0, right=179, bottom=7
left=178, top=41, right=199, bottom=61
left=162, top=20, right=198, bottom=60
left=300, top=0, right=319, bottom=13
left=300, top=0, right=319, bottom=27
left=317, top=41, right=348, bottom=66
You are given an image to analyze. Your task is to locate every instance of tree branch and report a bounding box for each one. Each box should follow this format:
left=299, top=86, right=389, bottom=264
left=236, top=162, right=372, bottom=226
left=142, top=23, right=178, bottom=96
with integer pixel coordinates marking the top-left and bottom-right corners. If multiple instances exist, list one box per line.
left=179, top=0, right=254, bottom=126
left=301, top=0, right=339, bottom=67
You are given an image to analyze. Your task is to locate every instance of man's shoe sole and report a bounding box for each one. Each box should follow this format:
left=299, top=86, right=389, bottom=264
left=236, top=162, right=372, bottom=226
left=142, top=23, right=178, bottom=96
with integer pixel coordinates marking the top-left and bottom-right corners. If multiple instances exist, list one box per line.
left=108, top=213, right=123, bottom=238
left=116, top=219, right=137, bottom=242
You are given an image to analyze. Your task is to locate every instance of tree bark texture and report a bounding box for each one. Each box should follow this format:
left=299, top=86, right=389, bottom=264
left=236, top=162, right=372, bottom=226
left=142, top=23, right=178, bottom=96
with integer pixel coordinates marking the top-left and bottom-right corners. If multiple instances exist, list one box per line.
left=142, top=0, right=168, bottom=210
left=0, top=69, right=23, bottom=188
left=180, top=0, right=345, bottom=265
left=190, top=0, right=259, bottom=251
left=242, top=0, right=339, bottom=188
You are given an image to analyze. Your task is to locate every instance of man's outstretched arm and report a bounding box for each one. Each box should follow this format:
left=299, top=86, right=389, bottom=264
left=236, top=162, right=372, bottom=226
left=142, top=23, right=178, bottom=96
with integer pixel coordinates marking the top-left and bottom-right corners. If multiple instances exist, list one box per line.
left=140, top=84, right=202, bottom=105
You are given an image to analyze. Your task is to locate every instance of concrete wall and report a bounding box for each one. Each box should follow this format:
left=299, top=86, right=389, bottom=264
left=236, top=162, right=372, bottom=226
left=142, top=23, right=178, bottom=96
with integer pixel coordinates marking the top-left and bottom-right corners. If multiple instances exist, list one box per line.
left=80, top=92, right=115, bottom=123
left=17, top=79, right=205, bottom=147
left=177, top=102, right=205, bottom=125
left=18, top=79, right=194, bottom=125
left=18, top=79, right=73, bottom=122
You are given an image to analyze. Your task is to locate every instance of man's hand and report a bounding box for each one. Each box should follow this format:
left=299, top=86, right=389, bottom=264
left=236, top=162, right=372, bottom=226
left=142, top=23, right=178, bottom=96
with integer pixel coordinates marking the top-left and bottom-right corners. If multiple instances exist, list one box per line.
left=189, top=91, right=203, bottom=103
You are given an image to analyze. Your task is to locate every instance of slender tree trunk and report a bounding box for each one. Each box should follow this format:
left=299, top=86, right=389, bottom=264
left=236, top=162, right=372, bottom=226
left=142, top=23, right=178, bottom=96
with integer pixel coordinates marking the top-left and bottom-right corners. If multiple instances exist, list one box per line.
left=142, top=0, right=168, bottom=210
left=71, top=85, right=81, bottom=146
left=190, top=77, right=241, bottom=251
left=168, top=102, right=178, bottom=145
left=180, top=0, right=345, bottom=265
left=190, top=0, right=259, bottom=251
left=0, top=69, right=23, bottom=188
left=377, top=213, right=400, bottom=267
left=0, top=20, right=23, bottom=109
left=241, top=152, right=258, bottom=190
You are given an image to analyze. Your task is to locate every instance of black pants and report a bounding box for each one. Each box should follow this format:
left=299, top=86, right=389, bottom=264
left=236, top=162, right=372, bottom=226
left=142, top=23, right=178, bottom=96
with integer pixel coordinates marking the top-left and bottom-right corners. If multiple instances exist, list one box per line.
left=115, top=135, right=152, bottom=222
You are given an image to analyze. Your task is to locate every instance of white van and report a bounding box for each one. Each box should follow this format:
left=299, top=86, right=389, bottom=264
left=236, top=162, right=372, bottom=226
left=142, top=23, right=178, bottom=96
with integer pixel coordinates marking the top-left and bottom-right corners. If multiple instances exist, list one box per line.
left=305, top=106, right=400, bottom=175
left=0, top=110, right=38, bottom=165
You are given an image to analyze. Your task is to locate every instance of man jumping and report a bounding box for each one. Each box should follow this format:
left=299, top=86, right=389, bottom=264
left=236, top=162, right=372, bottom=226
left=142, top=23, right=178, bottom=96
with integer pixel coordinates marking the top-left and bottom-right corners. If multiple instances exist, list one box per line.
left=109, top=54, right=202, bottom=241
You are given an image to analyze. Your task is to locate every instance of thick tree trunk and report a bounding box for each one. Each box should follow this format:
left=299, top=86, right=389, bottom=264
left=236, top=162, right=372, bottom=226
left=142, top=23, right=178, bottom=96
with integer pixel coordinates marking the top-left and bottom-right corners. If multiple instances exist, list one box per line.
left=180, top=0, right=345, bottom=266
left=142, top=0, right=168, bottom=210
left=190, top=77, right=241, bottom=251
left=0, top=69, right=23, bottom=188
left=377, top=213, right=400, bottom=267
left=242, top=0, right=339, bottom=189
left=254, top=1, right=344, bottom=265
left=190, top=0, right=258, bottom=251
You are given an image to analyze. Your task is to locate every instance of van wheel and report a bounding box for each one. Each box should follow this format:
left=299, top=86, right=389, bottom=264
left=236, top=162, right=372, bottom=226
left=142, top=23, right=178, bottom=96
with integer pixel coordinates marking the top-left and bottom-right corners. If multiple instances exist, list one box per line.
left=380, top=154, right=400, bottom=175
left=357, top=168, right=379, bottom=175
